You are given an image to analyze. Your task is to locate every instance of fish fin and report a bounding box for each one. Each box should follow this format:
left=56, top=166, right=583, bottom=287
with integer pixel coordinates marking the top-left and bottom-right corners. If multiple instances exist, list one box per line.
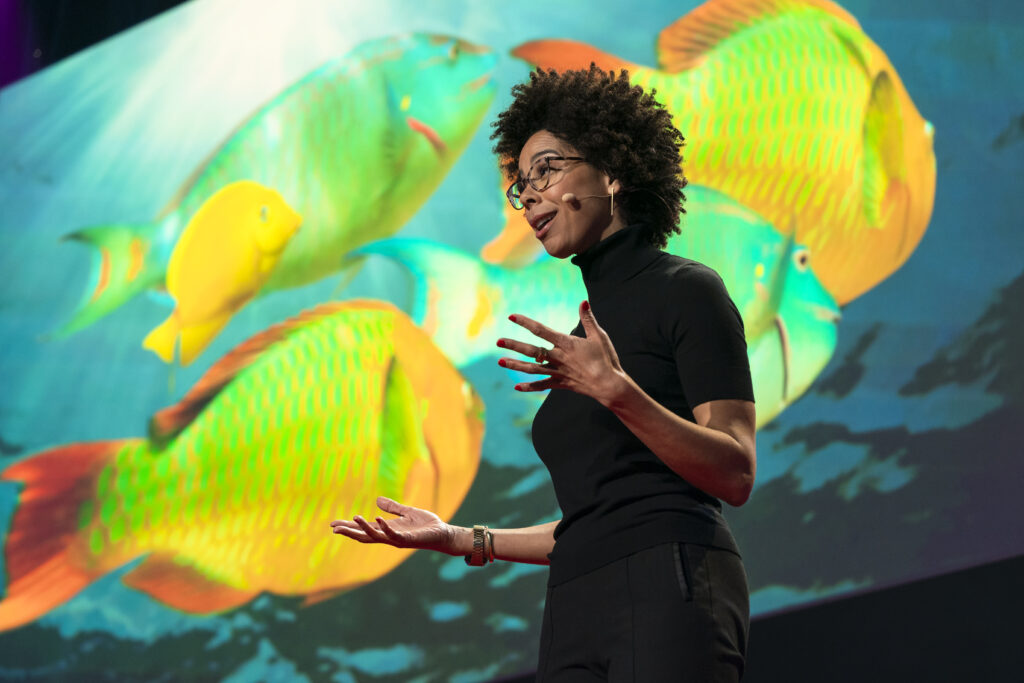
left=142, top=313, right=180, bottom=364
left=656, top=0, right=862, bottom=72
left=0, top=441, right=123, bottom=631
left=771, top=221, right=799, bottom=301
left=178, top=312, right=233, bottom=367
left=407, top=116, right=447, bottom=155
left=301, top=588, right=346, bottom=607
left=377, top=357, right=434, bottom=506
left=511, top=39, right=637, bottom=73
left=122, top=554, right=258, bottom=614
left=480, top=204, right=542, bottom=267
left=54, top=223, right=164, bottom=337
left=773, top=314, right=791, bottom=401
left=861, top=71, right=907, bottom=228
left=147, top=301, right=397, bottom=445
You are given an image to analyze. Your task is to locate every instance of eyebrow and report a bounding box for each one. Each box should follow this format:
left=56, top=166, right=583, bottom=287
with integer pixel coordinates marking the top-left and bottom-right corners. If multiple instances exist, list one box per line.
left=518, top=148, right=561, bottom=177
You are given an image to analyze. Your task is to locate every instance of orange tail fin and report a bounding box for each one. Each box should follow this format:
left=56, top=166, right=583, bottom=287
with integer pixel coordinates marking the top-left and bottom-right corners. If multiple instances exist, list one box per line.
left=511, top=40, right=636, bottom=74
left=0, top=441, right=121, bottom=631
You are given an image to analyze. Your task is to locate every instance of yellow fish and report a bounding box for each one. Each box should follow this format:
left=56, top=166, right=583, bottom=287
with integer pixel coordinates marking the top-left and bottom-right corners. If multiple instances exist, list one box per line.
left=508, top=0, right=937, bottom=304
left=142, top=181, right=302, bottom=365
left=0, top=301, right=484, bottom=630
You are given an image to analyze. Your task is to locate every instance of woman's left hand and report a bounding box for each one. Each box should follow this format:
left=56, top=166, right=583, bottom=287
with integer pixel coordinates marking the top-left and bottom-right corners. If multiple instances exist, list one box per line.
left=498, top=300, right=629, bottom=405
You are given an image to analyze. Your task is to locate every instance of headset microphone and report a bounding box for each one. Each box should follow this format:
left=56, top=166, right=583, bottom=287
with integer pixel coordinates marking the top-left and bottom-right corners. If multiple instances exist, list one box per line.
left=561, top=192, right=611, bottom=203
left=562, top=189, right=617, bottom=216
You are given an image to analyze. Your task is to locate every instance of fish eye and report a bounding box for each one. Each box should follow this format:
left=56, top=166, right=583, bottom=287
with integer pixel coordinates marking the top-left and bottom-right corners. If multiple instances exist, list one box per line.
left=793, top=247, right=810, bottom=271
left=260, top=206, right=269, bottom=222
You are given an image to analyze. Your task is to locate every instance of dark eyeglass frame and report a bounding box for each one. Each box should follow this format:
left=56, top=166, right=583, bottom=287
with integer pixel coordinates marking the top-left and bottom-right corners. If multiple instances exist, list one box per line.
left=506, top=156, right=586, bottom=210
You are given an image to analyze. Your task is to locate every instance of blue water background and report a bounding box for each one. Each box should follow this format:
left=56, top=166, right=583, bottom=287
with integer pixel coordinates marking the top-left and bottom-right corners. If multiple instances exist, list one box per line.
left=1, top=0, right=1023, bottom=680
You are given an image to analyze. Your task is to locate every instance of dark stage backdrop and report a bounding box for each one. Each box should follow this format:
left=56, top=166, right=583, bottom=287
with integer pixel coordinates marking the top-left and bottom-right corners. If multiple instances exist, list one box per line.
left=1, top=0, right=1022, bottom=681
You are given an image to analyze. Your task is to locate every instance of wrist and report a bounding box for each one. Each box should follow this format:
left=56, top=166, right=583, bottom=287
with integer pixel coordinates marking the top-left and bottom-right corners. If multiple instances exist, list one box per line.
left=597, top=370, right=636, bottom=409
left=447, top=525, right=475, bottom=556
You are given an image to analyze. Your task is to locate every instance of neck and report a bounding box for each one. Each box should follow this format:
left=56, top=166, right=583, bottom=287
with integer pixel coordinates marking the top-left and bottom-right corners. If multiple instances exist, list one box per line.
left=573, top=212, right=629, bottom=256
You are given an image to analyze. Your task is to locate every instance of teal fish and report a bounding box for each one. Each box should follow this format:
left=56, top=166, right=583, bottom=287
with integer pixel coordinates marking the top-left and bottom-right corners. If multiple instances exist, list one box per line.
left=748, top=278, right=839, bottom=426
left=358, top=186, right=840, bottom=426
left=58, top=34, right=497, bottom=347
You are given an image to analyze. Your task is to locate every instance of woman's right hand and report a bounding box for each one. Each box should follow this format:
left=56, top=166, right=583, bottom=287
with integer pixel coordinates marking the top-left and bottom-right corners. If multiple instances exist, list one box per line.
left=330, top=496, right=460, bottom=555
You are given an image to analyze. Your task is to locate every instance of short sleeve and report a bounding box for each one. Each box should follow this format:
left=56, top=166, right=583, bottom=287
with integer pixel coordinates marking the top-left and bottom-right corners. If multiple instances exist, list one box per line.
left=667, top=264, right=755, bottom=410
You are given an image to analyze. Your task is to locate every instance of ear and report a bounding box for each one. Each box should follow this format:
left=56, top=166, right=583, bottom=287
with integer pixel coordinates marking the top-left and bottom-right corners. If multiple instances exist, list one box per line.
left=606, top=177, right=622, bottom=195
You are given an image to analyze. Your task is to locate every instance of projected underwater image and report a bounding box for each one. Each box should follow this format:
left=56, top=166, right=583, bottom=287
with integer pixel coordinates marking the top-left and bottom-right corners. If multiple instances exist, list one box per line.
left=1, top=0, right=1022, bottom=680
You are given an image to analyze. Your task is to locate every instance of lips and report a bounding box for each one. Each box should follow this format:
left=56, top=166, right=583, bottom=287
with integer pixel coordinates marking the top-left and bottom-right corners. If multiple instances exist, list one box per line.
left=528, top=211, right=556, bottom=230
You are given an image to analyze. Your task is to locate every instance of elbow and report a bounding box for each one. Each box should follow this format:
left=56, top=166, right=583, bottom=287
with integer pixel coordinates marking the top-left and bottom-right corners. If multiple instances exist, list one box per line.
left=724, top=461, right=755, bottom=507
left=724, top=476, right=753, bottom=507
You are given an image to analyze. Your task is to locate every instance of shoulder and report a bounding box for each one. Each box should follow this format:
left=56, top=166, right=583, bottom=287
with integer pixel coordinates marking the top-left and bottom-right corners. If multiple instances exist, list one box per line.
left=651, top=253, right=730, bottom=301
left=649, top=254, right=744, bottom=339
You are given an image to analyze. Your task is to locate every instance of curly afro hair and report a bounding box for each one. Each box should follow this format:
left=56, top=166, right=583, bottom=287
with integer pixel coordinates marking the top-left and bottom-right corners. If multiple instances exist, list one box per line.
left=491, top=64, right=687, bottom=248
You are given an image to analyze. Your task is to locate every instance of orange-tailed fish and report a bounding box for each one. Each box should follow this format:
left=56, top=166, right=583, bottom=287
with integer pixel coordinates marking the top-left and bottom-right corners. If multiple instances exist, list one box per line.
left=57, top=34, right=497, bottom=351
left=510, top=0, right=936, bottom=304
left=142, top=181, right=302, bottom=366
left=0, top=301, right=484, bottom=631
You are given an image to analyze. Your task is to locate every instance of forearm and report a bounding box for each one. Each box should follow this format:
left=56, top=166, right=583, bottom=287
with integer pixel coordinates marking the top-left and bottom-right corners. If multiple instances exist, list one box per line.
left=448, top=520, right=557, bottom=565
left=602, top=373, right=755, bottom=506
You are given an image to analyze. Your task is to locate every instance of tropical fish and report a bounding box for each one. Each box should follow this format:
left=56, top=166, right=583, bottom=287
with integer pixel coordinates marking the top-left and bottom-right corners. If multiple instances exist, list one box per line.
left=143, top=181, right=303, bottom=365
left=748, top=280, right=839, bottom=426
left=509, top=0, right=936, bottom=305
left=58, top=34, right=497, bottom=346
left=358, top=186, right=839, bottom=425
left=0, top=301, right=484, bottom=630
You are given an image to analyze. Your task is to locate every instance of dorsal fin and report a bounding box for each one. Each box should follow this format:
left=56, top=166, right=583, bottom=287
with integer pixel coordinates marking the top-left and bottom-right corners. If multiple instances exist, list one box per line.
left=512, top=40, right=638, bottom=74
left=657, top=0, right=862, bottom=72
left=148, top=300, right=399, bottom=446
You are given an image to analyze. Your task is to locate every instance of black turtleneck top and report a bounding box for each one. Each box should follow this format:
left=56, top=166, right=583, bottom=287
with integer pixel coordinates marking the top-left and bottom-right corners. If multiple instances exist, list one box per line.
left=531, top=226, right=755, bottom=586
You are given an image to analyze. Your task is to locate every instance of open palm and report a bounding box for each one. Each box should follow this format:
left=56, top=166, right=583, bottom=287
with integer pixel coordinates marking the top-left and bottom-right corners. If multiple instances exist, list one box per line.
left=330, top=496, right=456, bottom=554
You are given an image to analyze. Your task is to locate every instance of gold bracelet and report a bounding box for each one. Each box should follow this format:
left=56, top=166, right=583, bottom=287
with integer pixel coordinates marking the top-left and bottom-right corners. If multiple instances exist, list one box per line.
left=464, top=525, right=489, bottom=566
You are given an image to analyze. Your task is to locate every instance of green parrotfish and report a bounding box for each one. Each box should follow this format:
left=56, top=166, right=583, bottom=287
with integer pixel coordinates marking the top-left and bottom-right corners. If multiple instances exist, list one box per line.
left=0, top=301, right=484, bottom=631
left=58, top=34, right=497, bottom=361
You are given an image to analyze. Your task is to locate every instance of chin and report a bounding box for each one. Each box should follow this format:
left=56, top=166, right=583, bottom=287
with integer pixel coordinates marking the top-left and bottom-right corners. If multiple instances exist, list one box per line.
left=543, top=241, right=573, bottom=259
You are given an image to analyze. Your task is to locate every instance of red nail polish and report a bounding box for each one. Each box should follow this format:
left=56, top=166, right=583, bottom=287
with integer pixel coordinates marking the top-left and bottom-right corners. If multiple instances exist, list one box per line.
left=496, top=339, right=505, bottom=348
left=508, top=314, right=517, bottom=322
left=498, top=359, right=507, bottom=367
left=582, top=300, right=590, bottom=312
left=514, top=384, right=523, bottom=391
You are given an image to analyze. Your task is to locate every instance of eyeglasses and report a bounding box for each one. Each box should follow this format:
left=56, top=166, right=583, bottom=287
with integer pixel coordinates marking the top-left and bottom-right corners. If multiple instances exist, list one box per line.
left=506, top=156, right=586, bottom=210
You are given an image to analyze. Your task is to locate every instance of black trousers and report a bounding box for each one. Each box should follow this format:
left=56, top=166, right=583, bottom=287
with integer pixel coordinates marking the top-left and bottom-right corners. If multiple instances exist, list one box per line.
left=536, top=543, right=749, bottom=682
